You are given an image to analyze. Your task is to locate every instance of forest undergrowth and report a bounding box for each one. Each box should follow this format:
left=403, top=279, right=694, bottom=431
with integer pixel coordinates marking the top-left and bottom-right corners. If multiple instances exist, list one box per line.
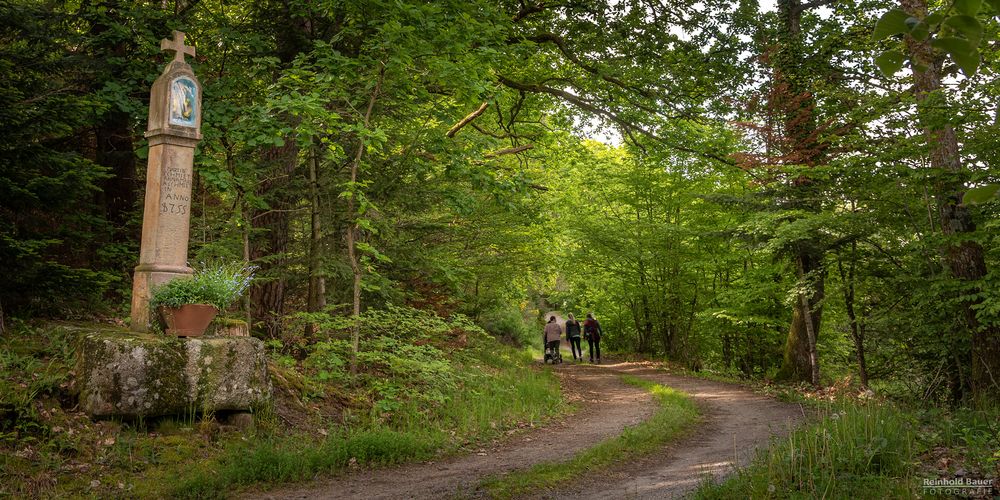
left=0, top=308, right=564, bottom=498
left=661, top=363, right=1000, bottom=498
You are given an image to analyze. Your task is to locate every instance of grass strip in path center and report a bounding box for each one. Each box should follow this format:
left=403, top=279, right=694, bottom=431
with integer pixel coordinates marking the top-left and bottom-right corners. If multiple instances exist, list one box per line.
left=479, top=374, right=699, bottom=499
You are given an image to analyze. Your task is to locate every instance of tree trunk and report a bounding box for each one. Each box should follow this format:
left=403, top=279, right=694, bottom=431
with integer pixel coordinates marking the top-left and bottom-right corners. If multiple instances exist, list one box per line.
left=306, top=142, right=326, bottom=339
left=837, top=241, right=869, bottom=389
left=96, top=110, right=137, bottom=233
left=628, top=297, right=643, bottom=352
left=348, top=67, right=384, bottom=376
left=346, top=219, right=361, bottom=374
left=773, top=0, right=827, bottom=384
left=637, top=274, right=655, bottom=353
left=722, top=329, right=732, bottom=369
left=250, top=141, right=298, bottom=339
left=901, top=0, right=1000, bottom=402
left=83, top=1, right=140, bottom=241
left=248, top=3, right=312, bottom=340
left=779, top=251, right=824, bottom=384
left=243, top=208, right=252, bottom=329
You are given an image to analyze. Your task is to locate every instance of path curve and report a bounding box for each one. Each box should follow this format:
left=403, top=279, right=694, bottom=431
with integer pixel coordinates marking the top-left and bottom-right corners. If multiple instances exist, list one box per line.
left=548, top=363, right=803, bottom=499
left=252, top=360, right=802, bottom=499
left=253, top=362, right=656, bottom=500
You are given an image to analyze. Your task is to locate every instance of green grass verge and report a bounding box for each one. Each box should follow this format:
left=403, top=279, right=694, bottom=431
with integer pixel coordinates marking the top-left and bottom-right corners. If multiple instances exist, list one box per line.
left=693, top=403, right=917, bottom=499
left=1, top=316, right=569, bottom=498
left=150, top=349, right=563, bottom=498
left=480, top=375, right=699, bottom=499
left=158, top=428, right=440, bottom=499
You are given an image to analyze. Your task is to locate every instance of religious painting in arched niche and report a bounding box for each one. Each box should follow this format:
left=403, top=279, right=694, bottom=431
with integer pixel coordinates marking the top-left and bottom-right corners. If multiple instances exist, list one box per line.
left=168, top=76, right=198, bottom=128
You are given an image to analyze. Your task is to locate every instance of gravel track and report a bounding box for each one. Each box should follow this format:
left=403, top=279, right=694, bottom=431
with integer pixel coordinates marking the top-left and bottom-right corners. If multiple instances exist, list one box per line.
left=251, top=360, right=802, bottom=499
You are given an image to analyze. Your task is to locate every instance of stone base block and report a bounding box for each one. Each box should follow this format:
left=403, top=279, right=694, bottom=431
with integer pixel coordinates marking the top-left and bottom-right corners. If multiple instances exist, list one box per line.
left=207, top=318, right=250, bottom=337
left=77, top=329, right=272, bottom=418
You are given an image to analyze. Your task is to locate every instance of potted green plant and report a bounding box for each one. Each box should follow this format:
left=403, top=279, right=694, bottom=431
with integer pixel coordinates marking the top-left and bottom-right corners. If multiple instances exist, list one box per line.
left=150, top=263, right=254, bottom=337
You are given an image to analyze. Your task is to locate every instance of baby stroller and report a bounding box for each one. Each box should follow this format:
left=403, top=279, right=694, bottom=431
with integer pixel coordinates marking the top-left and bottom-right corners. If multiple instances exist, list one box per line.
left=544, top=340, right=563, bottom=364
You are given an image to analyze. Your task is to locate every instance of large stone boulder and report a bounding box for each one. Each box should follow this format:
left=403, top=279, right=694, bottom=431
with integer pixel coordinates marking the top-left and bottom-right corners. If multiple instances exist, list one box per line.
left=77, top=329, right=271, bottom=418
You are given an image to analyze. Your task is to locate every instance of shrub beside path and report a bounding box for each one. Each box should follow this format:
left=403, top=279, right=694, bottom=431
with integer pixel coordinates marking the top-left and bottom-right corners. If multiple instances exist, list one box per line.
left=252, top=360, right=802, bottom=499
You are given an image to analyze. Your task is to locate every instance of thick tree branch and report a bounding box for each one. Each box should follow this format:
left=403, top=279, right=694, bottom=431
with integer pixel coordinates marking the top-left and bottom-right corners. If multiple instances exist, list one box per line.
left=510, top=32, right=697, bottom=122
left=522, top=33, right=656, bottom=100
left=496, top=75, right=736, bottom=167
left=446, top=102, right=489, bottom=137
left=496, top=75, right=654, bottom=136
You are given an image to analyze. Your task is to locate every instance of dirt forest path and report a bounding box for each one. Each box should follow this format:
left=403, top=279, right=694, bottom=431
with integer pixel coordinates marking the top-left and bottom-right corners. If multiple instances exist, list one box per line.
left=253, top=360, right=803, bottom=500
left=548, top=363, right=804, bottom=499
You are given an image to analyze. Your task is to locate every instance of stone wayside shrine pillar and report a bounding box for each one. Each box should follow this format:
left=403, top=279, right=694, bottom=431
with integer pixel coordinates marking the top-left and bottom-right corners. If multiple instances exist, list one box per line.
left=77, top=32, right=271, bottom=422
left=130, top=31, right=202, bottom=332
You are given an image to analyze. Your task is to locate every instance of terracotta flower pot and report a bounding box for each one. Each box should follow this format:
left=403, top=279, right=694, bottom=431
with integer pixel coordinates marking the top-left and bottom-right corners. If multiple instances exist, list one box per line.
left=158, top=304, right=219, bottom=337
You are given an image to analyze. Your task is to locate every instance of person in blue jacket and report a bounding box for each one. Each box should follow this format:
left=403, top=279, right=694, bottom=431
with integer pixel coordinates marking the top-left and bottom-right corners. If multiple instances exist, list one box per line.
left=565, top=313, right=583, bottom=361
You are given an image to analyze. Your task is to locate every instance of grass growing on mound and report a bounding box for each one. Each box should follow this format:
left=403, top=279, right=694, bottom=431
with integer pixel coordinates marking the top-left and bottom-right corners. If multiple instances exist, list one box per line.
left=158, top=344, right=562, bottom=498
left=160, top=429, right=440, bottom=499
left=480, top=375, right=698, bottom=499
left=694, top=403, right=916, bottom=499
left=1, top=311, right=565, bottom=499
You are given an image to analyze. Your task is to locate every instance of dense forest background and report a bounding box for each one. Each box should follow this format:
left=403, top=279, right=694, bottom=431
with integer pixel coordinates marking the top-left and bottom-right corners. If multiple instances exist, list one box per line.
left=2, top=0, right=1000, bottom=405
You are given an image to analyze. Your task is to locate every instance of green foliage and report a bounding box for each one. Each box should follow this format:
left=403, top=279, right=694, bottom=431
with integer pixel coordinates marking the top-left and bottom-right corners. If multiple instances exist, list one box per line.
left=915, top=406, right=1000, bottom=476
left=4, top=0, right=1000, bottom=495
left=0, top=1, right=122, bottom=316
left=695, top=403, right=917, bottom=499
left=874, top=49, right=906, bottom=76
left=873, top=2, right=1000, bottom=77
left=0, top=323, right=83, bottom=498
left=872, top=9, right=913, bottom=41
left=0, top=322, right=74, bottom=443
left=167, top=429, right=440, bottom=499
left=149, top=263, right=255, bottom=311
left=288, top=305, right=546, bottom=423
left=479, top=305, right=537, bottom=346
left=964, top=184, right=1000, bottom=204
left=1, top=313, right=562, bottom=498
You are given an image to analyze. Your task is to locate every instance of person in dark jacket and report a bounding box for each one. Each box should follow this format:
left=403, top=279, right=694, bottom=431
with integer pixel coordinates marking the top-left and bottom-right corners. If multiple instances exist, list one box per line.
left=565, top=313, right=583, bottom=361
left=583, top=313, right=602, bottom=363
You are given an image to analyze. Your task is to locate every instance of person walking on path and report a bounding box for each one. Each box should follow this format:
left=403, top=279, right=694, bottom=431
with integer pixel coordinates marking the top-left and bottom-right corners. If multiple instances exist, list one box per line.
left=583, top=313, right=602, bottom=363
left=565, top=313, right=583, bottom=361
left=543, top=316, right=562, bottom=362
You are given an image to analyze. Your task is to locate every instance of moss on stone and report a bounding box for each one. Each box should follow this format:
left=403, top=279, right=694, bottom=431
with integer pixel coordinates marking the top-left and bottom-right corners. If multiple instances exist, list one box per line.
left=204, top=317, right=249, bottom=337
left=76, top=329, right=271, bottom=418
left=213, top=316, right=247, bottom=327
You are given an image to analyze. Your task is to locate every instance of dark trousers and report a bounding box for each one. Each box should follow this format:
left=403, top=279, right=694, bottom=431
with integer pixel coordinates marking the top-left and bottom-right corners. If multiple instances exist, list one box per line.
left=569, top=337, right=582, bottom=359
left=588, top=338, right=601, bottom=362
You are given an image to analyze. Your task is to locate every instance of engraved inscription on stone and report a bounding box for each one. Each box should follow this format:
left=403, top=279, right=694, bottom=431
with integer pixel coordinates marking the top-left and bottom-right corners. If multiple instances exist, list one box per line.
left=160, top=164, right=191, bottom=215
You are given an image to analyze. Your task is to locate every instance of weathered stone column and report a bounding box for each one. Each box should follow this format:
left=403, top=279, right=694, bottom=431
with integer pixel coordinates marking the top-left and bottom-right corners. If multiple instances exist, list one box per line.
left=130, top=31, right=202, bottom=332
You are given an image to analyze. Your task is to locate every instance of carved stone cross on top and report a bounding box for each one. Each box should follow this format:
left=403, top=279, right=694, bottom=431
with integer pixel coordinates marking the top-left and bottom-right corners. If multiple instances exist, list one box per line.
left=161, top=31, right=195, bottom=64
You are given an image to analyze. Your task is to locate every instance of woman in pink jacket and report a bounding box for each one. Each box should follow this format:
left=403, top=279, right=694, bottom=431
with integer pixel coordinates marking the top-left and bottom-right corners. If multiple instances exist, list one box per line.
left=543, top=315, right=562, bottom=360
